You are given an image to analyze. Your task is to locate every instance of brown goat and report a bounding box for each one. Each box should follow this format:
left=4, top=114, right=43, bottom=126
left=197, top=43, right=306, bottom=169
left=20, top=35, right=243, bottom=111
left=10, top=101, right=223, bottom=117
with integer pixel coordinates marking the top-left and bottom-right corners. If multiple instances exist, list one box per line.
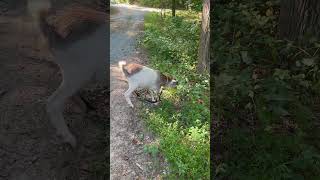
left=39, top=5, right=108, bottom=148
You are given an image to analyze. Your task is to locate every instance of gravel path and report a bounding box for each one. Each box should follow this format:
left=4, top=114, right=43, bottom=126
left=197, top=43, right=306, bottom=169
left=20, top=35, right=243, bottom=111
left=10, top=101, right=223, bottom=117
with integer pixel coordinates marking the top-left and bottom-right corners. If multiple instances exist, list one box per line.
left=110, top=4, right=164, bottom=179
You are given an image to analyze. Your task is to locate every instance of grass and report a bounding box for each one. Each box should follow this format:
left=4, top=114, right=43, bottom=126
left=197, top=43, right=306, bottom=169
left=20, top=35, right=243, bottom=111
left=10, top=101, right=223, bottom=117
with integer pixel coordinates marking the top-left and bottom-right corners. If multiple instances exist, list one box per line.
left=140, top=11, right=210, bottom=179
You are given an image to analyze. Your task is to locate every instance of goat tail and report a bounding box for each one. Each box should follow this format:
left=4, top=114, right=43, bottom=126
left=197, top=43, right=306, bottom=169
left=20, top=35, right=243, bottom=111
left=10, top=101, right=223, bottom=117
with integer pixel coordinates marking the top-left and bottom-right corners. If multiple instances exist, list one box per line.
left=118, top=61, right=130, bottom=77
left=118, top=61, right=127, bottom=71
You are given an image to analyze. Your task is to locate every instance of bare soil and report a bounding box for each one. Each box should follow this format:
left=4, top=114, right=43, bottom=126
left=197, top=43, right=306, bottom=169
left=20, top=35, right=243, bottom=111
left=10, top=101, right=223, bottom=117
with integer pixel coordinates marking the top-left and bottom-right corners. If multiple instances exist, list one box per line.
left=0, top=7, right=108, bottom=180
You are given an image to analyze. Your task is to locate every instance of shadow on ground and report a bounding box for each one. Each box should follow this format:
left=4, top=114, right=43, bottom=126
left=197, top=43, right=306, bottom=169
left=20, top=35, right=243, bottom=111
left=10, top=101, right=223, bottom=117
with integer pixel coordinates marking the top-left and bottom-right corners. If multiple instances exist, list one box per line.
left=0, top=4, right=109, bottom=180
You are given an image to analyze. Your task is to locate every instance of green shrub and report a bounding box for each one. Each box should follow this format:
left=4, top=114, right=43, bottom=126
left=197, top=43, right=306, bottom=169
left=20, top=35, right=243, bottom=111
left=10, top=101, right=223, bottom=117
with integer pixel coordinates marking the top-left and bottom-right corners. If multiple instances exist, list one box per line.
left=141, top=12, right=210, bottom=179
left=213, top=0, right=320, bottom=179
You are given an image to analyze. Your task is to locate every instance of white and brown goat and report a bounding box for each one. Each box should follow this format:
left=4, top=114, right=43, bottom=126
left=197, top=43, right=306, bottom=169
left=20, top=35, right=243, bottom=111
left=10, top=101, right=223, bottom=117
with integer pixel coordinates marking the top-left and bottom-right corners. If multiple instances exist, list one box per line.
left=119, top=61, right=178, bottom=108
left=38, top=5, right=108, bottom=148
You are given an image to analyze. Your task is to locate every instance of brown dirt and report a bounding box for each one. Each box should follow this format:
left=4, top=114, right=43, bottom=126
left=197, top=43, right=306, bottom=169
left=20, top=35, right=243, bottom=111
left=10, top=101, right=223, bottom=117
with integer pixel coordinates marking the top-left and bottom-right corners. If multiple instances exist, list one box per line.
left=0, top=9, right=108, bottom=180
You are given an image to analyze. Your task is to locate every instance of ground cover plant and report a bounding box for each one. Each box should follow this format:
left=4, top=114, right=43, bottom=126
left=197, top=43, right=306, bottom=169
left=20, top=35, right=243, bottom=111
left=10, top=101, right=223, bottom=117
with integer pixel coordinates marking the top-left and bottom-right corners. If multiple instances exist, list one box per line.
left=140, top=11, right=210, bottom=179
left=212, top=0, right=320, bottom=179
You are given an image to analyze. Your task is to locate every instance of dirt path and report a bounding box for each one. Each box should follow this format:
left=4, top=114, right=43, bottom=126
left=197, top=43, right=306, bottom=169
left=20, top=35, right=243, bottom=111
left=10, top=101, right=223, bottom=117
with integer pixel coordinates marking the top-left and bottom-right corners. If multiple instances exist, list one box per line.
left=0, top=6, right=108, bottom=180
left=110, top=4, right=164, bottom=179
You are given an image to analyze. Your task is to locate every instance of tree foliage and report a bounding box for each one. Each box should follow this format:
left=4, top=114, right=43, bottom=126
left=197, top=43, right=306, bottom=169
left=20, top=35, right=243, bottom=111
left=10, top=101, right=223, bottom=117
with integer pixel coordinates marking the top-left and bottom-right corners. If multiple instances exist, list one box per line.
left=212, top=0, right=320, bottom=179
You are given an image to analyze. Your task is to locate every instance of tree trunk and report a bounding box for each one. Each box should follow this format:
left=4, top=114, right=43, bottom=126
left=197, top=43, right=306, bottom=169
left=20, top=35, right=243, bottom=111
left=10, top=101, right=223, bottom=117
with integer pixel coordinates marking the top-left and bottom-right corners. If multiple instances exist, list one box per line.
left=172, top=0, right=175, bottom=17
left=160, top=0, right=165, bottom=18
left=279, top=0, right=320, bottom=41
left=197, top=0, right=210, bottom=73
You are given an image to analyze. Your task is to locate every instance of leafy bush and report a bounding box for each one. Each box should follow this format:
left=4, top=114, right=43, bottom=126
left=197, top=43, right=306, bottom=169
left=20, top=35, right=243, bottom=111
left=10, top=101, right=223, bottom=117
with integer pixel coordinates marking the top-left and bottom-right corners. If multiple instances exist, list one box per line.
left=213, top=0, right=320, bottom=179
left=141, top=12, right=210, bottom=179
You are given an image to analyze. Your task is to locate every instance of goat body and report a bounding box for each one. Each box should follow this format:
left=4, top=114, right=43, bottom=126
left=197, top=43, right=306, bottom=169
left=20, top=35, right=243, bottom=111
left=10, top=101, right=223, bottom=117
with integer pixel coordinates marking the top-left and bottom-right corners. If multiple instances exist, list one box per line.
left=40, top=5, right=108, bottom=147
left=118, top=61, right=177, bottom=108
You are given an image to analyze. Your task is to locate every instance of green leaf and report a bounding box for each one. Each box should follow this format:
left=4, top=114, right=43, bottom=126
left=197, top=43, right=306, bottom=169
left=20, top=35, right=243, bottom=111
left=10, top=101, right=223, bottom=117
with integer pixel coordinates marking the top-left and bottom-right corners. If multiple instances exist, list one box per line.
left=215, top=73, right=234, bottom=86
left=240, top=51, right=252, bottom=64
left=274, top=69, right=290, bottom=80
left=248, top=90, right=254, bottom=98
left=302, top=58, right=315, bottom=66
left=215, top=163, right=227, bottom=174
left=272, top=105, right=290, bottom=116
left=245, top=102, right=253, bottom=110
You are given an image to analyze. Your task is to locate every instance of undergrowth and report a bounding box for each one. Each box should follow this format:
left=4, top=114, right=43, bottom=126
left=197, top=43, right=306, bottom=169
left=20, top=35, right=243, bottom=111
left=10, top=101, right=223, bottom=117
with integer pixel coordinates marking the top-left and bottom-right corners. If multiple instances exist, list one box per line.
left=141, top=12, right=210, bottom=179
left=213, top=0, right=320, bottom=179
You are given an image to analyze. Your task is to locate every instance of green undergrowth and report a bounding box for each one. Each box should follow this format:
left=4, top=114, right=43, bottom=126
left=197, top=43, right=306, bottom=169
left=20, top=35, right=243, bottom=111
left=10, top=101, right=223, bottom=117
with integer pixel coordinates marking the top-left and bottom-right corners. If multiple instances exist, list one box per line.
left=213, top=0, right=320, bottom=179
left=140, top=12, right=210, bottom=179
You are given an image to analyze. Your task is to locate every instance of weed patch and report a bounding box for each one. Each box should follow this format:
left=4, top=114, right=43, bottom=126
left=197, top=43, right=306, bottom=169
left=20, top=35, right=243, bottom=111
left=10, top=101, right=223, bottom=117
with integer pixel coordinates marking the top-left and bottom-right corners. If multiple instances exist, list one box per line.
left=141, top=12, right=210, bottom=179
left=212, top=0, right=320, bottom=179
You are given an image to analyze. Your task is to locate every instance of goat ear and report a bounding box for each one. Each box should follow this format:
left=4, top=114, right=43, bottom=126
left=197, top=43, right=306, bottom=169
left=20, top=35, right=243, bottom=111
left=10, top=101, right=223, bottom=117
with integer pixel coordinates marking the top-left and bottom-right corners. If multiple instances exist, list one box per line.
left=166, top=75, right=172, bottom=80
